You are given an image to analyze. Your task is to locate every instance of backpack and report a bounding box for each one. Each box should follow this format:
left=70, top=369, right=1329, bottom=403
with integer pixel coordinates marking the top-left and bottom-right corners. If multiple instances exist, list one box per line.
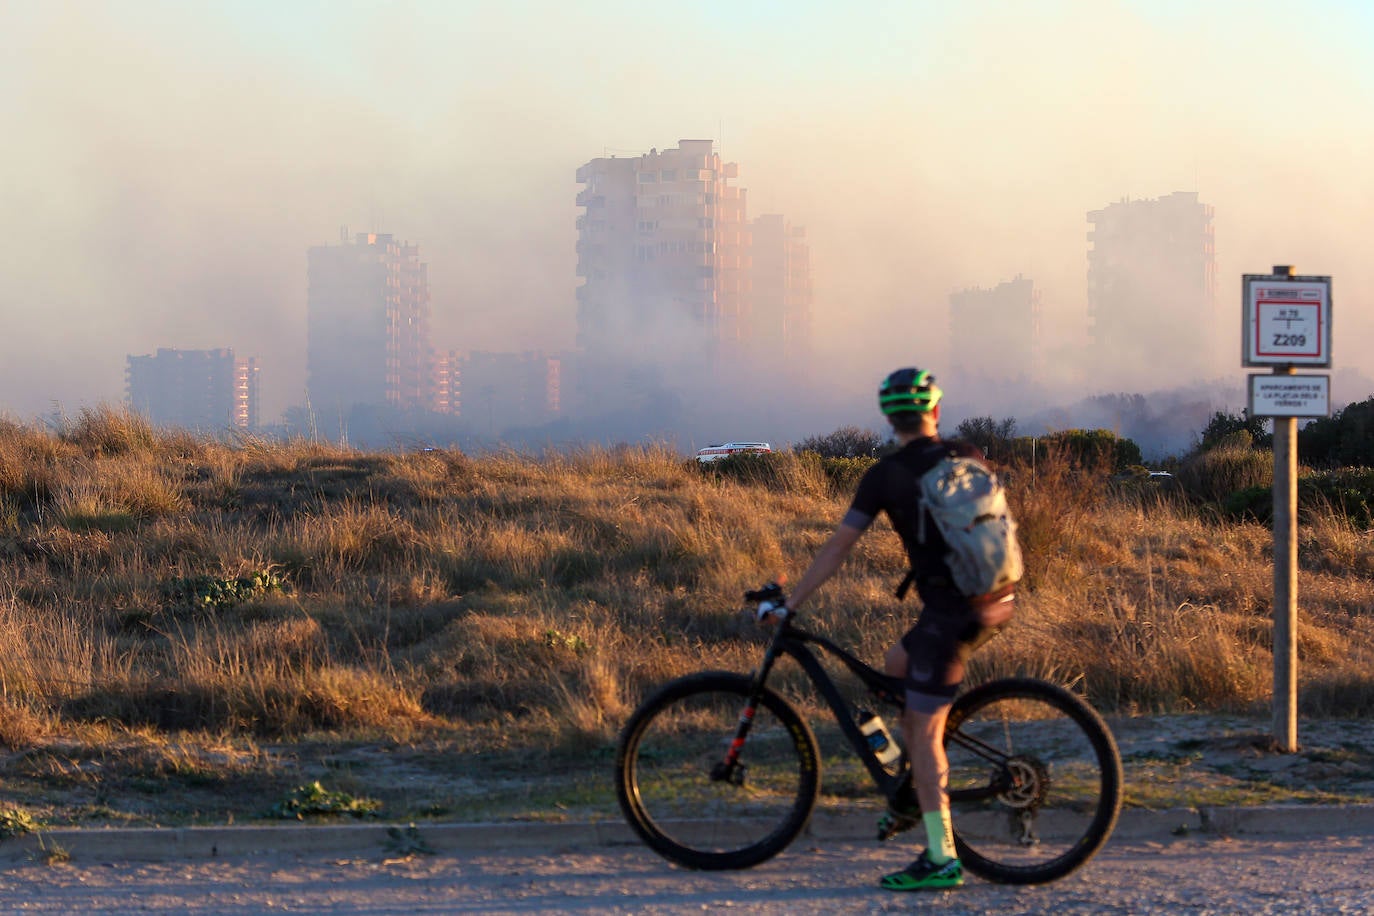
left=910, top=451, right=1023, bottom=599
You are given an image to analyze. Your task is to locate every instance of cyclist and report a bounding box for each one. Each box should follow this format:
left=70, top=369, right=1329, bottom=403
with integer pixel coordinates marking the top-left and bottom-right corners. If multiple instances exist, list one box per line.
left=758, top=367, right=1016, bottom=891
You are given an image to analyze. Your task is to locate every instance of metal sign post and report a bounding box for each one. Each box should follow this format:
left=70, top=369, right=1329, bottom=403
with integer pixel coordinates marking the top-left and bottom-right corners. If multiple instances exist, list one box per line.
left=1241, top=266, right=1333, bottom=753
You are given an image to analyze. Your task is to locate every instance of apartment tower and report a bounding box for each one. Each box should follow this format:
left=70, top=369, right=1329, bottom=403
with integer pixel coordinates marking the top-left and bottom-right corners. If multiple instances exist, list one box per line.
left=575, top=140, right=751, bottom=372
left=948, top=275, right=1040, bottom=387
left=750, top=214, right=813, bottom=367
left=306, top=232, right=432, bottom=415
left=126, top=348, right=259, bottom=430
left=1086, top=192, right=1217, bottom=389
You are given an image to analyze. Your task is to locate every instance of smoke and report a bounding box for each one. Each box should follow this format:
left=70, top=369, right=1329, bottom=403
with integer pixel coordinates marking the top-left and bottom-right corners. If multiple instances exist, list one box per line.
left=2, top=2, right=1372, bottom=449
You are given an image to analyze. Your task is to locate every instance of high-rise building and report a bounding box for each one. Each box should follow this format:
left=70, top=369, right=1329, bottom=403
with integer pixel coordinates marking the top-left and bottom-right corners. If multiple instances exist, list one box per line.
left=126, top=348, right=259, bottom=430
left=1086, top=192, right=1217, bottom=389
left=431, top=352, right=461, bottom=416
left=450, top=351, right=561, bottom=436
left=750, top=214, right=813, bottom=366
left=307, top=232, right=431, bottom=415
left=948, top=275, right=1040, bottom=386
left=575, top=140, right=751, bottom=370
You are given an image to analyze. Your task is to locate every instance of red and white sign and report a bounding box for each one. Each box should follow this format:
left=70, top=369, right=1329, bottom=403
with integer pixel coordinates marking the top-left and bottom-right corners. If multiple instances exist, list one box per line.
left=1242, top=275, right=1332, bottom=367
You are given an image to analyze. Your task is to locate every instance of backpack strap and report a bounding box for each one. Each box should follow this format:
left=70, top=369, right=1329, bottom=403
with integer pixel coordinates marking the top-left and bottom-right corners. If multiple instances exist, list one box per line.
left=897, top=443, right=962, bottom=599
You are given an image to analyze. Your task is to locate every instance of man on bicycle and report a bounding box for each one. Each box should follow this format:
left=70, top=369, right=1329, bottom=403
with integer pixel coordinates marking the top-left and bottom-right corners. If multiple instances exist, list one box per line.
left=761, top=367, right=1015, bottom=891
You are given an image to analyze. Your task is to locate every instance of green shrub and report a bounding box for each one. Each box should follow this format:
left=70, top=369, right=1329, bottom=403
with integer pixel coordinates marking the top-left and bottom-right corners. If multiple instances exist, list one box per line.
left=1299, top=397, right=1374, bottom=467
left=793, top=425, right=885, bottom=459
left=1175, top=442, right=1272, bottom=504
left=1216, top=468, right=1374, bottom=526
left=954, top=417, right=1018, bottom=463
left=1036, top=429, right=1142, bottom=472
left=268, top=782, right=381, bottom=820
left=1197, top=410, right=1272, bottom=452
left=161, top=570, right=287, bottom=612
left=818, top=456, right=875, bottom=493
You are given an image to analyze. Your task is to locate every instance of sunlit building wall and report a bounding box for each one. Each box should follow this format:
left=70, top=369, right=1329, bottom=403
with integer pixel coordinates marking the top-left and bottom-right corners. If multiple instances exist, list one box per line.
left=126, top=347, right=259, bottom=430
left=576, top=140, right=751, bottom=357
left=307, top=232, right=432, bottom=414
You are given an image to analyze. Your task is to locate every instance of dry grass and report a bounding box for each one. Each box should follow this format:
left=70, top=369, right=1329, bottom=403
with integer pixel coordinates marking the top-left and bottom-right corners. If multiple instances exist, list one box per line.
left=0, top=407, right=1371, bottom=823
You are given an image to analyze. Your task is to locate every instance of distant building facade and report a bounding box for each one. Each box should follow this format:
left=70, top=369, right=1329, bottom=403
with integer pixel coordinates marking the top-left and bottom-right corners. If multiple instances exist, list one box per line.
left=307, top=232, right=431, bottom=415
left=438, top=350, right=560, bottom=436
left=573, top=139, right=816, bottom=419
left=1086, top=192, right=1217, bottom=389
left=948, top=275, right=1040, bottom=386
left=126, top=348, right=259, bottom=429
left=750, top=214, right=813, bottom=366
left=575, top=140, right=750, bottom=357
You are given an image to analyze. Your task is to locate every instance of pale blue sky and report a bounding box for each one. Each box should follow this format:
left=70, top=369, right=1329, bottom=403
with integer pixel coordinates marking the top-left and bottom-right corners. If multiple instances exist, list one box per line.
left=2, top=1, right=1372, bottom=420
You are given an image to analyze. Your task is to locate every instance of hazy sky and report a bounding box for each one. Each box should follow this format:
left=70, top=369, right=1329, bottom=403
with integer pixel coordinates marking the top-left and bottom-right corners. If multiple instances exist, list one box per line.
left=3, top=0, right=1372, bottom=425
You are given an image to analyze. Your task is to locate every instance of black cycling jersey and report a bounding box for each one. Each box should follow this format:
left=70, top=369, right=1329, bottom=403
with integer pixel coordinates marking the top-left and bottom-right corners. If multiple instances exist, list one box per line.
left=843, top=435, right=985, bottom=596
left=843, top=434, right=1010, bottom=708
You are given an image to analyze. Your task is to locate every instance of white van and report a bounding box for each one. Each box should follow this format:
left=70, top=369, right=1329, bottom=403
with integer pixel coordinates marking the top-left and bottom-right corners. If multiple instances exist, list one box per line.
left=695, top=442, right=773, bottom=463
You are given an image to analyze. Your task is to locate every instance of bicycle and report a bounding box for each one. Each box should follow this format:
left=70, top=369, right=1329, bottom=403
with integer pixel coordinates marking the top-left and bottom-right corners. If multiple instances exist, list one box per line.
left=614, top=583, right=1123, bottom=885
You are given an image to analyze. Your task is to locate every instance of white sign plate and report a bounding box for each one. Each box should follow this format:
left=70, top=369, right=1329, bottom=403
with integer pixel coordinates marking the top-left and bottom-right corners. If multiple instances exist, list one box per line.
left=1248, top=374, right=1330, bottom=418
left=1242, top=274, right=1332, bottom=367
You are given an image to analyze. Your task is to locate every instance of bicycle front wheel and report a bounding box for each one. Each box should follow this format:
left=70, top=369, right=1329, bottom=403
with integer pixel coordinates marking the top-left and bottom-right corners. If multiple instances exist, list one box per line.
left=945, top=677, right=1123, bottom=885
left=615, top=671, right=820, bottom=870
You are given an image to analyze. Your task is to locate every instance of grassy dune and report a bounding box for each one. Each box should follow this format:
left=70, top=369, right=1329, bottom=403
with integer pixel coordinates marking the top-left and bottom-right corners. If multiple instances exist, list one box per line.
left=1, top=406, right=1371, bottom=825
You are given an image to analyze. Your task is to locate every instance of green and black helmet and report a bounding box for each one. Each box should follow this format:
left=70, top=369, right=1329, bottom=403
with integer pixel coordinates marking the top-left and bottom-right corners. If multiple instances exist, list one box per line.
left=878, top=367, right=943, bottom=416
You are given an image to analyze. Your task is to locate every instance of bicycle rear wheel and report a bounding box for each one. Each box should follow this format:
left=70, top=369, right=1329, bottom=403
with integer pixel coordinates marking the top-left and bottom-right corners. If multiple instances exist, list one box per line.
left=945, top=677, right=1122, bottom=885
left=615, top=671, right=820, bottom=870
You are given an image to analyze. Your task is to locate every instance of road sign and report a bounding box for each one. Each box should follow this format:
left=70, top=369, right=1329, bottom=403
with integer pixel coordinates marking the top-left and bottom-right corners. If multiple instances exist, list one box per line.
left=1248, top=373, right=1330, bottom=418
left=1242, top=273, right=1332, bottom=367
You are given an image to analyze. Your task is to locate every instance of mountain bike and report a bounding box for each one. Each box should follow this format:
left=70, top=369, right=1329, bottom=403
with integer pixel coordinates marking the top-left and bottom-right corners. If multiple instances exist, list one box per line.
left=614, top=584, right=1123, bottom=885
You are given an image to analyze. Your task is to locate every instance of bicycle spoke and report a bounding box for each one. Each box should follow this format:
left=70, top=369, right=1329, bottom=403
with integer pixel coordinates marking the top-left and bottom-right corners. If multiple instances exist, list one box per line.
left=617, top=673, right=820, bottom=869
left=945, top=679, right=1121, bottom=884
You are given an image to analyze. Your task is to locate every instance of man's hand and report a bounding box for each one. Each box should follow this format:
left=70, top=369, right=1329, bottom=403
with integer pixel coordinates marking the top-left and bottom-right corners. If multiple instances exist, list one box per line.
left=756, top=599, right=789, bottom=625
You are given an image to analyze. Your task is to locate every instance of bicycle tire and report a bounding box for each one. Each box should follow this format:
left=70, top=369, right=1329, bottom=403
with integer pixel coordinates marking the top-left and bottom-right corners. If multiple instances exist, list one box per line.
left=615, top=671, right=821, bottom=870
left=945, top=677, right=1123, bottom=885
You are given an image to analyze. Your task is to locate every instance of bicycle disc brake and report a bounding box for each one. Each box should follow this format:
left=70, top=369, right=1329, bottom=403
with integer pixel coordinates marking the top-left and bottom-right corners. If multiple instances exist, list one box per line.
left=711, top=761, right=748, bottom=787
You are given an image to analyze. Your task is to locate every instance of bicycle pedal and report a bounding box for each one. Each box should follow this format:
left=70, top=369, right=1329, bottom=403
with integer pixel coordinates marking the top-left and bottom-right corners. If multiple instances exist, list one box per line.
left=877, top=808, right=920, bottom=842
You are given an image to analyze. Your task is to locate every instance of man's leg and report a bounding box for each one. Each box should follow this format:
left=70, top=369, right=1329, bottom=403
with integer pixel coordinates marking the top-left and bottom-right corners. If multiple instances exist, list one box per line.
left=879, top=643, right=955, bottom=859
left=878, top=640, right=965, bottom=891
left=904, top=702, right=956, bottom=863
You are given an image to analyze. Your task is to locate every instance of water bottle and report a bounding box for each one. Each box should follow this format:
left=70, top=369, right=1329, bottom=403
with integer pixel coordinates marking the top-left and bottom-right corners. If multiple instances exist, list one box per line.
left=857, top=710, right=902, bottom=768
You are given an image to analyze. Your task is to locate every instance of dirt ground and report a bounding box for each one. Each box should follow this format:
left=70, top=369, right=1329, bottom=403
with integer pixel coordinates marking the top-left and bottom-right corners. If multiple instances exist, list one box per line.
left=2, top=833, right=1373, bottom=915
left=1, top=712, right=1371, bottom=832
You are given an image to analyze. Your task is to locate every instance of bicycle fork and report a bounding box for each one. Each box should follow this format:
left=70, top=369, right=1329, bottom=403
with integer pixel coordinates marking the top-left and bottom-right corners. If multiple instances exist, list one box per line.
left=710, top=640, right=786, bottom=785
left=710, top=702, right=758, bottom=785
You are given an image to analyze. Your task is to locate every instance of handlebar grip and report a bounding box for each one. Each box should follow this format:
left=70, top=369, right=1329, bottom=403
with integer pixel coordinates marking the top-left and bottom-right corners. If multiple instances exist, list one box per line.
left=744, top=582, right=784, bottom=603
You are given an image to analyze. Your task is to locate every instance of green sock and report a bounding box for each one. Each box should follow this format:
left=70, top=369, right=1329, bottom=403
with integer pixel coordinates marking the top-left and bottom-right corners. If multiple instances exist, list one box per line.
left=923, top=810, right=957, bottom=864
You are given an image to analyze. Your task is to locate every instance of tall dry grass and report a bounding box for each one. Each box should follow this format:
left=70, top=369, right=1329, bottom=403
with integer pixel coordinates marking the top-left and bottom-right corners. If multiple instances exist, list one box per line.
left=0, top=407, right=1371, bottom=774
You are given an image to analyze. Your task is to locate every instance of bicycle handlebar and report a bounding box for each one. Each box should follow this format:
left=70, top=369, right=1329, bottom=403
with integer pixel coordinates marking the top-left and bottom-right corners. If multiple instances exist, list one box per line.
left=744, top=582, right=785, bottom=604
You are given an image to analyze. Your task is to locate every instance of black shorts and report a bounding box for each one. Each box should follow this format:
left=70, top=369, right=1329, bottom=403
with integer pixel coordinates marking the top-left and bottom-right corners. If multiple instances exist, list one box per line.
left=901, top=586, right=1014, bottom=713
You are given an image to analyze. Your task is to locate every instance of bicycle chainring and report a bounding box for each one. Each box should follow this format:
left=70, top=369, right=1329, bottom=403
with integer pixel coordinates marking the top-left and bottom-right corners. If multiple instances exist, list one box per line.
left=997, top=755, right=1050, bottom=811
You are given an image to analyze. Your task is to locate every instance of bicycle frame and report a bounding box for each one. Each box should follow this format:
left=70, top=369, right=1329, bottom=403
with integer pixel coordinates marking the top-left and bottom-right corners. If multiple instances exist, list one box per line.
left=714, top=615, right=911, bottom=798
left=713, top=614, right=1017, bottom=806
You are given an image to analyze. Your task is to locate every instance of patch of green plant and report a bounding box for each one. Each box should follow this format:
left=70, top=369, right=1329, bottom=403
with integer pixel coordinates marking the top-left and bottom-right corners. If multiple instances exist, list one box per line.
left=267, top=781, right=381, bottom=820
left=0, top=807, right=40, bottom=839
left=62, top=511, right=137, bottom=533
left=543, top=628, right=589, bottom=653
left=161, top=569, right=287, bottom=611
